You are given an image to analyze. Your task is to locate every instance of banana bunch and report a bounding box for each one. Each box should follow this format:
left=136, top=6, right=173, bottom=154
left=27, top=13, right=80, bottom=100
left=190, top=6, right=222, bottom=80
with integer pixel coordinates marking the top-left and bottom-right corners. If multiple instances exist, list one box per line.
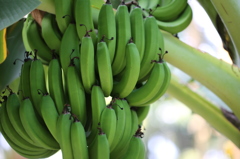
left=0, top=0, right=193, bottom=158
left=138, top=0, right=193, bottom=34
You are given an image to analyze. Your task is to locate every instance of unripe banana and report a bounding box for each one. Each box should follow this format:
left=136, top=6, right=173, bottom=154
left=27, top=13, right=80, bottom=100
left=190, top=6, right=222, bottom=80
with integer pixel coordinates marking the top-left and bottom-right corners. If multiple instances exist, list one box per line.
left=130, top=109, right=139, bottom=137
left=6, top=92, right=34, bottom=144
left=1, top=97, right=46, bottom=151
left=134, top=106, right=150, bottom=124
left=130, top=6, right=145, bottom=61
left=41, top=13, right=62, bottom=53
left=111, top=39, right=141, bottom=98
left=138, top=15, right=159, bottom=81
left=99, top=105, right=117, bottom=149
left=20, top=60, right=32, bottom=100
left=59, top=23, right=80, bottom=76
left=111, top=2, right=131, bottom=76
left=19, top=97, right=60, bottom=150
left=40, top=94, right=59, bottom=142
left=89, top=128, right=110, bottom=159
left=110, top=99, right=132, bottom=157
left=87, top=85, right=106, bottom=146
left=48, top=57, right=66, bottom=114
left=71, top=116, right=89, bottom=159
left=30, top=55, right=48, bottom=116
left=152, top=0, right=188, bottom=21
left=156, top=4, right=193, bottom=34
left=143, top=61, right=171, bottom=105
left=122, top=134, right=146, bottom=159
left=110, top=98, right=126, bottom=151
left=98, top=0, right=116, bottom=62
left=25, top=14, right=52, bottom=62
left=80, top=31, right=96, bottom=94
left=96, top=38, right=113, bottom=97
left=126, top=60, right=166, bottom=106
left=67, top=61, right=87, bottom=126
left=0, top=120, right=57, bottom=159
left=57, top=106, right=74, bottom=159
left=75, top=0, right=97, bottom=45
left=54, top=0, right=73, bottom=33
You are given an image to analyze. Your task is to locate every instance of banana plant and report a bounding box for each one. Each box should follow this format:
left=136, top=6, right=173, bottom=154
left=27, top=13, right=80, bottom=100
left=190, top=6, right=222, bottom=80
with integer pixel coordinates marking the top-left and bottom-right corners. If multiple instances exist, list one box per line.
left=0, top=0, right=239, bottom=151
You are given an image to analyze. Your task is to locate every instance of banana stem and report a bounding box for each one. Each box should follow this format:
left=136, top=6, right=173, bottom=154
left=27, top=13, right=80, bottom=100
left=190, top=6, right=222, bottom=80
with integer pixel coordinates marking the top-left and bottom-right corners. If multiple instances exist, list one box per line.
left=167, top=77, right=240, bottom=148
left=162, top=30, right=240, bottom=119
left=210, top=0, right=240, bottom=66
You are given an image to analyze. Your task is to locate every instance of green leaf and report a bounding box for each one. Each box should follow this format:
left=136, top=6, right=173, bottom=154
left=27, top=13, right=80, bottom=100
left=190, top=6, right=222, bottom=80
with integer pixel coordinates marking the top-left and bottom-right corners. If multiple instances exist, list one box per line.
left=0, top=0, right=41, bottom=30
left=162, top=30, right=240, bottom=119
left=0, top=20, right=25, bottom=92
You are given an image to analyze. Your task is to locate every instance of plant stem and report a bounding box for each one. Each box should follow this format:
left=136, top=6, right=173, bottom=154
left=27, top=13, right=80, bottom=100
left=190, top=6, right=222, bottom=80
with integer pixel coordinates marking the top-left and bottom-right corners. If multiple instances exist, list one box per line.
left=162, top=30, right=240, bottom=119
left=167, top=77, right=240, bottom=148
left=210, top=0, right=240, bottom=66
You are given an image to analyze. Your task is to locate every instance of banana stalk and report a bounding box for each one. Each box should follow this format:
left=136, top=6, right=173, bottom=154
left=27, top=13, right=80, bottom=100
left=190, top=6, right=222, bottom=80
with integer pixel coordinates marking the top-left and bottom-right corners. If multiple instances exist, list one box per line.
left=162, top=30, right=240, bottom=120
left=210, top=0, right=240, bottom=67
left=167, top=77, right=240, bottom=148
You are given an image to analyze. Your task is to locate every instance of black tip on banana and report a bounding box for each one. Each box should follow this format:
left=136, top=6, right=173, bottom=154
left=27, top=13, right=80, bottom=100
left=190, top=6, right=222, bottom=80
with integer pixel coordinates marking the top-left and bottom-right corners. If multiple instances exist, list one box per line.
left=97, top=127, right=105, bottom=135
left=62, top=104, right=71, bottom=114
left=37, top=89, right=48, bottom=96
left=80, top=24, right=92, bottom=37
left=106, top=0, right=111, bottom=4
left=128, top=38, right=134, bottom=43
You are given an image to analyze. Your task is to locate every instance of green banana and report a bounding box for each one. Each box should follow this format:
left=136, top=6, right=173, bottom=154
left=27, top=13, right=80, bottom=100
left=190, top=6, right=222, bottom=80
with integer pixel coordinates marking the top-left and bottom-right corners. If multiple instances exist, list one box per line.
left=156, top=4, right=193, bottom=34
left=25, top=14, right=52, bottom=62
left=67, top=61, right=87, bottom=126
left=87, top=85, right=106, bottom=146
left=30, top=54, right=48, bottom=116
left=110, top=98, right=126, bottom=151
left=19, top=97, right=60, bottom=150
left=130, top=5, right=145, bottom=61
left=110, top=99, right=132, bottom=157
left=22, top=18, right=32, bottom=52
left=5, top=92, right=34, bottom=144
left=111, top=2, right=131, bottom=76
left=138, top=15, right=159, bottom=81
left=96, top=38, right=113, bottom=97
left=126, top=60, right=165, bottom=106
left=59, top=23, right=80, bottom=75
left=54, top=0, right=73, bottom=33
left=80, top=30, right=96, bottom=94
left=98, top=0, right=116, bottom=63
left=147, top=0, right=160, bottom=10
left=99, top=104, right=117, bottom=149
left=57, top=106, right=74, bottom=159
left=71, top=116, right=89, bottom=159
left=41, top=13, right=62, bottom=53
left=48, top=57, right=66, bottom=114
left=152, top=0, right=188, bottom=21
left=122, top=134, right=146, bottom=159
left=138, top=0, right=149, bottom=9
left=143, top=61, right=171, bottom=105
left=134, top=106, right=150, bottom=124
left=40, top=94, right=59, bottom=142
left=74, top=0, right=97, bottom=45
left=130, top=109, right=139, bottom=137
left=111, top=39, right=141, bottom=98
left=89, top=128, right=110, bottom=159
left=1, top=97, right=46, bottom=152
left=0, top=120, right=57, bottom=159
left=20, top=53, right=32, bottom=99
